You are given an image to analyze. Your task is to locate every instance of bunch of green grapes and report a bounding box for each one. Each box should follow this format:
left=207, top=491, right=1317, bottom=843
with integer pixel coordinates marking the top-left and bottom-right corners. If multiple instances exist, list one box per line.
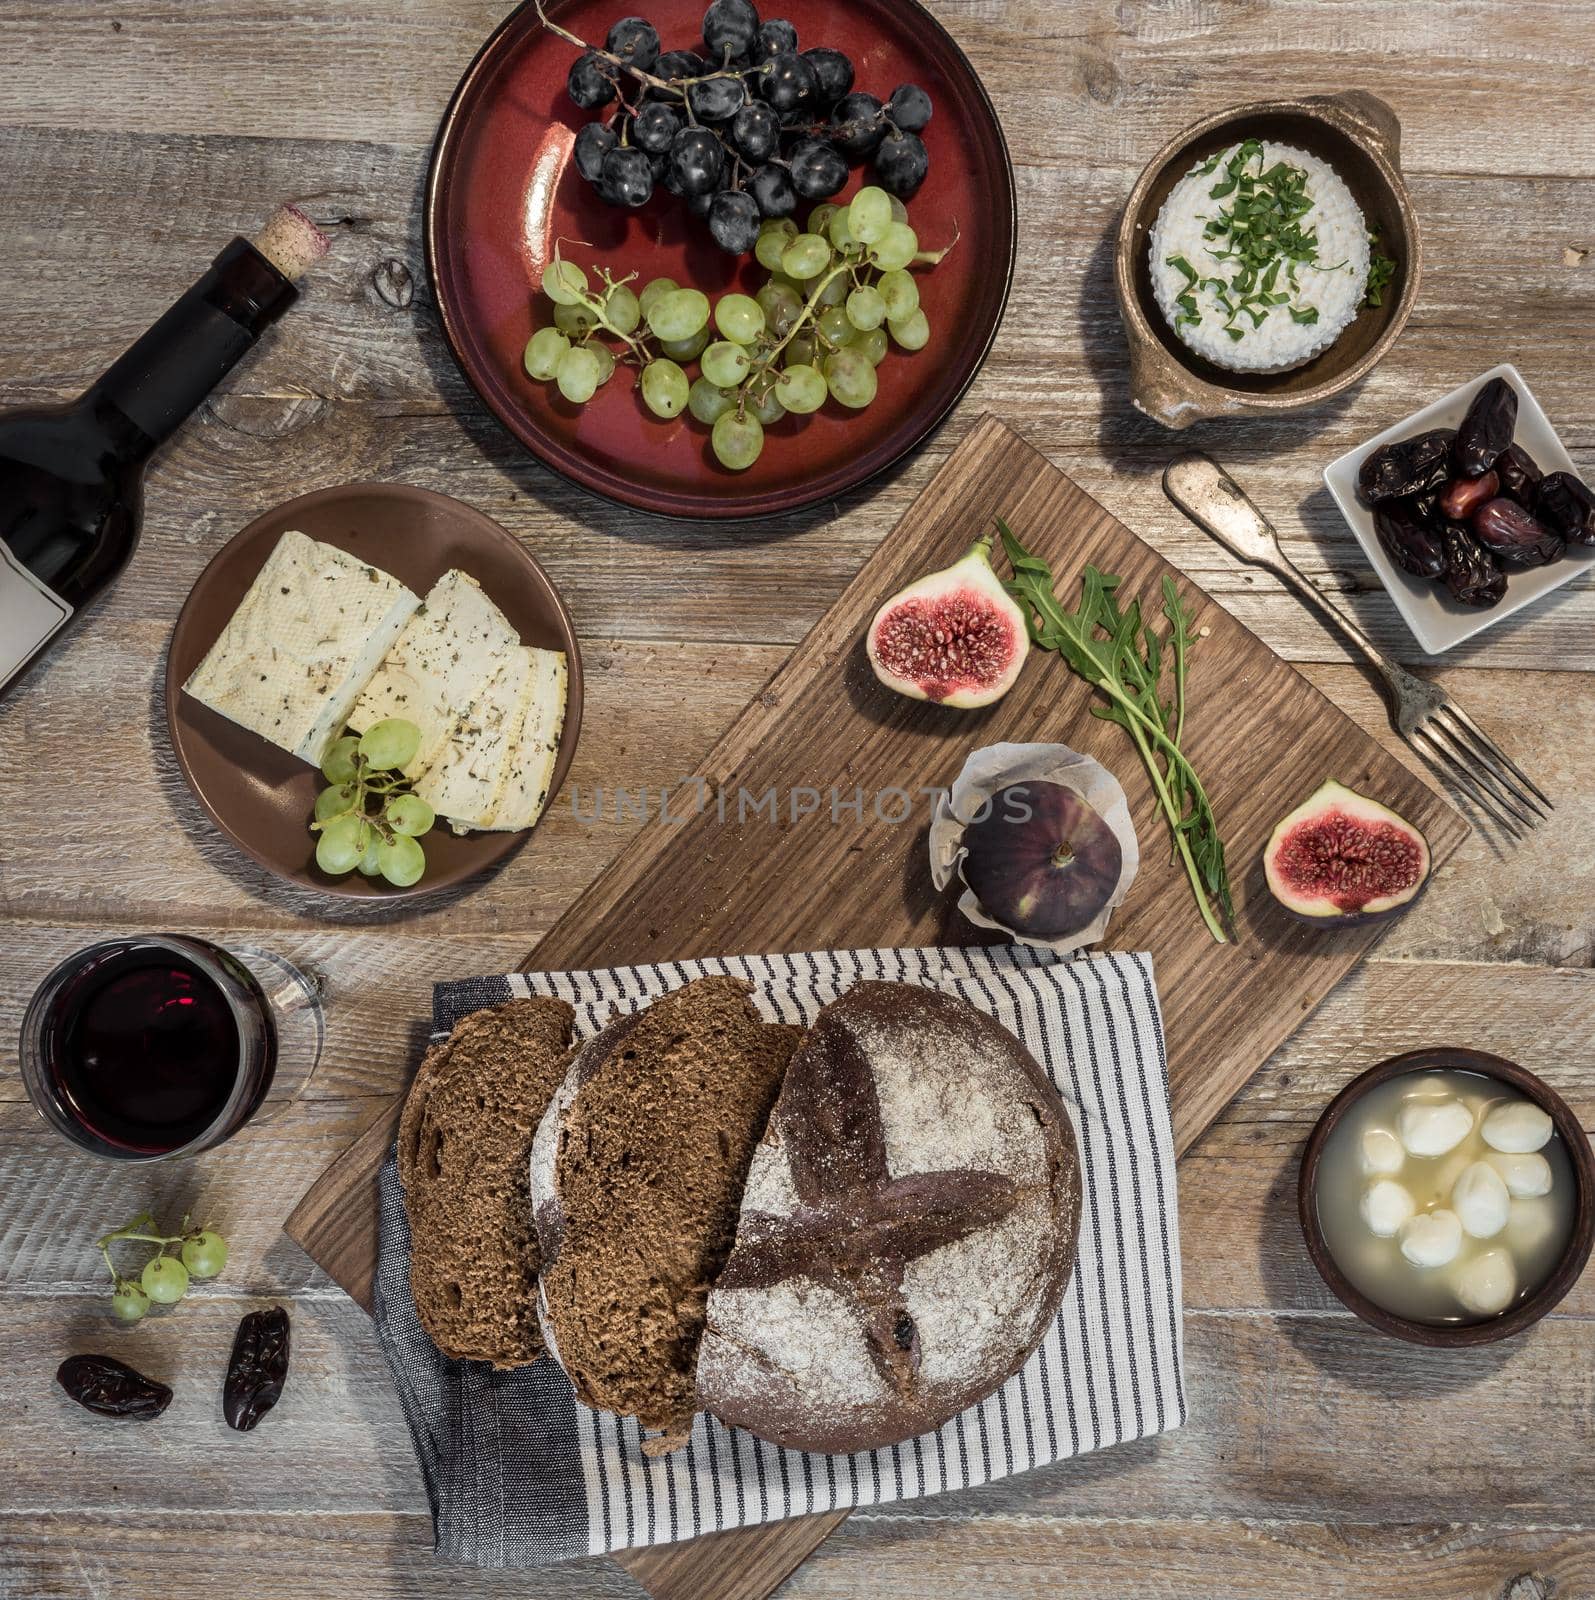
left=523, top=186, right=951, bottom=470
left=310, top=718, right=436, bottom=888
left=98, top=1211, right=230, bottom=1324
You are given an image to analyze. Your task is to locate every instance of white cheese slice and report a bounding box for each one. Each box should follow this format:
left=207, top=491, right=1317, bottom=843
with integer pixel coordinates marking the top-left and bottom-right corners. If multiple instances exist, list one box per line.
left=414, top=645, right=535, bottom=831
left=183, top=530, right=419, bottom=768
left=483, top=649, right=568, bottom=832
left=347, top=569, right=518, bottom=778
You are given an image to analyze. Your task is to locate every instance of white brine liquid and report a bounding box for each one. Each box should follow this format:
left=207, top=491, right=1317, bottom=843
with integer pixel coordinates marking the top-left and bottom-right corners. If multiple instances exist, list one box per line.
left=1, top=536, right=73, bottom=689
left=1316, top=1069, right=1576, bottom=1324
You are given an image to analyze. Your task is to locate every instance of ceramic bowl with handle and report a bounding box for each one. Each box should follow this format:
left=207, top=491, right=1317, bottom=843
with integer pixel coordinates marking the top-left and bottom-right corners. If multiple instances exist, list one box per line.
left=1115, top=92, right=1421, bottom=429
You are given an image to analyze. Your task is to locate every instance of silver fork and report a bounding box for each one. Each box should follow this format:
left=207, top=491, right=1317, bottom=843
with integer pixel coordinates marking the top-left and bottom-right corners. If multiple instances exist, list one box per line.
left=1162, top=452, right=1552, bottom=840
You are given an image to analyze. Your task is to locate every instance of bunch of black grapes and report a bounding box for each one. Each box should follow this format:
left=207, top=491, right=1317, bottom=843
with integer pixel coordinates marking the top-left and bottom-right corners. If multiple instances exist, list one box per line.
left=560, top=0, right=933, bottom=253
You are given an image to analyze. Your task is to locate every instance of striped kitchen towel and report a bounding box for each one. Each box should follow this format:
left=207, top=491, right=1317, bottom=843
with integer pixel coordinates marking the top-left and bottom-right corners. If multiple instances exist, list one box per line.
left=372, top=944, right=1187, bottom=1568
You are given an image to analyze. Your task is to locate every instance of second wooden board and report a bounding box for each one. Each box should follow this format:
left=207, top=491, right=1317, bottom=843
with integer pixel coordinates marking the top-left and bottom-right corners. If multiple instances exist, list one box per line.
left=285, top=413, right=1469, bottom=1600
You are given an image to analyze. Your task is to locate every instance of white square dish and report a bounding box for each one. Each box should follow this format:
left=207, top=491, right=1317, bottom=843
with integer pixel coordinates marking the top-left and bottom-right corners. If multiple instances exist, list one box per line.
left=1323, top=364, right=1594, bottom=655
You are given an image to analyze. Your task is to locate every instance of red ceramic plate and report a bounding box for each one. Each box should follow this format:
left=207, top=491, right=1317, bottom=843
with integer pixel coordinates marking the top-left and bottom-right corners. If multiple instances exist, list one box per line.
left=426, top=0, right=1015, bottom=519
left=165, top=484, right=582, bottom=900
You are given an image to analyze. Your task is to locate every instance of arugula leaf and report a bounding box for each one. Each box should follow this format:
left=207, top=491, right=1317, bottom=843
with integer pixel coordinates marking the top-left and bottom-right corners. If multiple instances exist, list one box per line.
left=995, top=517, right=1235, bottom=943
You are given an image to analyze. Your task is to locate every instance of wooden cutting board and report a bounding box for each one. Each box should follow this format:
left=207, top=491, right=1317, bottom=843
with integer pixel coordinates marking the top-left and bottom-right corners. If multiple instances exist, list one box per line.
left=285, top=414, right=1467, bottom=1599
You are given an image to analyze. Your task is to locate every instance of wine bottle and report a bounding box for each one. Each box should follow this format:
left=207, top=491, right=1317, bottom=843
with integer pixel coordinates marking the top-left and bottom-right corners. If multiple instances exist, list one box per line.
left=0, top=206, right=330, bottom=701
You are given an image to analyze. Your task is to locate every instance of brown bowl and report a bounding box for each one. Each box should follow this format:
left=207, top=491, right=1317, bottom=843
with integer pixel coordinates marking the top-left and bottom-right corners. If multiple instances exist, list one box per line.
left=1299, top=1048, right=1595, bottom=1346
left=1115, top=91, right=1421, bottom=429
left=165, top=483, right=582, bottom=900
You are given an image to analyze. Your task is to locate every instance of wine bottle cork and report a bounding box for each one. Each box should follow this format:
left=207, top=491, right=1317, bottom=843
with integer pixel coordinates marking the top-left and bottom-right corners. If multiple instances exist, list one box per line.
left=251, top=204, right=332, bottom=283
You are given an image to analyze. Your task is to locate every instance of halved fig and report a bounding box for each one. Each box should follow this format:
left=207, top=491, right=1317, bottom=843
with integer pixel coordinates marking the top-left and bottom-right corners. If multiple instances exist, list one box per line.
left=958, top=781, right=1123, bottom=939
left=866, top=536, right=1029, bottom=708
left=1263, top=779, right=1431, bottom=924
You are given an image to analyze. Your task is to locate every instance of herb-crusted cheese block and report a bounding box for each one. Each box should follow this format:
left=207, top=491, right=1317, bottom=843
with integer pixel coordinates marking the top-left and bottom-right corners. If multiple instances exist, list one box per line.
left=348, top=569, right=519, bottom=779
left=413, top=643, right=569, bottom=833
left=183, top=530, right=419, bottom=767
left=483, top=648, right=568, bottom=832
left=414, top=645, right=534, bottom=831
left=695, top=981, right=1082, bottom=1454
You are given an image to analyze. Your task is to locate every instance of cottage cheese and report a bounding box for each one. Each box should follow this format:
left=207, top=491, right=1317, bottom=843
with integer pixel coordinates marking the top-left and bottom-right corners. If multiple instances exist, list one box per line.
left=1150, top=139, right=1370, bottom=374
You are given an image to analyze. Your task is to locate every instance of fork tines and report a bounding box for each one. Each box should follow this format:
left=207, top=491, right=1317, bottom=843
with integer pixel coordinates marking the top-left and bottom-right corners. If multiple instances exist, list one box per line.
left=1409, top=706, right=1553, bottom=838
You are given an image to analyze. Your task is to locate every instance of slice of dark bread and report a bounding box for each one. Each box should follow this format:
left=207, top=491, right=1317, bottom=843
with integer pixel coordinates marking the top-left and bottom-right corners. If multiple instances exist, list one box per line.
left=398, top=996, right=576, bottom=1369
left=529, top=976, right=800, bottom=1453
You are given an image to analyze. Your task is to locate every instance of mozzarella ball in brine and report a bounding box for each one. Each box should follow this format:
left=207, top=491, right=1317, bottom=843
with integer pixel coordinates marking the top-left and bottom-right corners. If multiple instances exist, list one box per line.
left=1359, top=1127, right=1405, bottom=1175
left=1396, top=1097, right=1474, bottom=1158
left=1480, top=1100, right=1553, bottom=1154
left=1484, top=1149, right=1553, bottom=1199
left=1361, top=1178, right=1415, bottom=1237
left=1452, top=1161, right=1511, bottom=1239
left=1454, top=1248, right=1517, bottom=1317
left=1502, top=1197, right=1560, bottom=1257
left=1398, top=1207, right=1463, bottom=1268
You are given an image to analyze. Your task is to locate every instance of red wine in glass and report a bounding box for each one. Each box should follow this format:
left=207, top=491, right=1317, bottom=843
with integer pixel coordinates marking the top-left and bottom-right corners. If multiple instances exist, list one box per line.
left=20, top=936, right=315, bottom=1160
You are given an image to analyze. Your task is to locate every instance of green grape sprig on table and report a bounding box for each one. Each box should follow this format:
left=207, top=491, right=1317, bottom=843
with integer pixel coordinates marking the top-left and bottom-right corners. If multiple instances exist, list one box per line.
left=310, top=718, right=436, bottom=888
left=98, top=1211, right=230, bottom=1324
left=522, top=186, right=956, bottom=470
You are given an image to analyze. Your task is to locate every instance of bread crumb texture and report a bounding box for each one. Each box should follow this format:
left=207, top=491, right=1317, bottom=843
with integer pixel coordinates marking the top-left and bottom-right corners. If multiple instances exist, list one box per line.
left=534, top=976, right=800, bottom=1444
left=398, top=997, right=576, bottom=1369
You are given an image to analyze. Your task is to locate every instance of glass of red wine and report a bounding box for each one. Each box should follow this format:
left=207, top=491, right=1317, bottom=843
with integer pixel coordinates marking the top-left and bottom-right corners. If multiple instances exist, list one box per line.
left=19, top=935, right=324, bottom=1161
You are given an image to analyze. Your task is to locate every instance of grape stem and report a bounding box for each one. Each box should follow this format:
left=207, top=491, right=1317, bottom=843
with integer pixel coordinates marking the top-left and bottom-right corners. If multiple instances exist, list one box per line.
left=98, top=1212, right=208, bottom=1285
left=762, top=259, right=853, bottom=366
left=532, top=0, right=763, bottom=103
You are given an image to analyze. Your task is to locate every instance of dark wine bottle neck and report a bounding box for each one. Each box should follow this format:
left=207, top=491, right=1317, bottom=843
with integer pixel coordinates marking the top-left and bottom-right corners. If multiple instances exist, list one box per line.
left=88, top=238, right=299, bottom=454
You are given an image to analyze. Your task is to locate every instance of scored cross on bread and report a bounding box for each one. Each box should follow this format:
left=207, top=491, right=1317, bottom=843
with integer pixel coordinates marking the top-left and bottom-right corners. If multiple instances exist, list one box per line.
left=697, top=982, right=1081, bottom=1454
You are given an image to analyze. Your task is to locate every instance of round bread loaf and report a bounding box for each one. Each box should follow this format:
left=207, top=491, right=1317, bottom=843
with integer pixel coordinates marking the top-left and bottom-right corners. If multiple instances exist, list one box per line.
left=695, top=980, right=1080, bottom=1454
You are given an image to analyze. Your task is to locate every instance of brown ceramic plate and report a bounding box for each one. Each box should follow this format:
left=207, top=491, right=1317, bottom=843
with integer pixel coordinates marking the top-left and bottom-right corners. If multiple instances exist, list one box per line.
left=1115, top=92, right=1421, bottom=429
left=424, top=0, right=1015, bottom=520
left=1298, top=1048, right=1595, bottom=1347
left=165, top=484, right=582, bottom=900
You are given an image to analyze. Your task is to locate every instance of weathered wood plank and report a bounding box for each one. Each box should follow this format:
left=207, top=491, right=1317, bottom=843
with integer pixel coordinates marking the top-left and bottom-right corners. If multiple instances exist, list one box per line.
left=8, top=1295, right=1595, bottom=1529
left=3, top=953, right=1589, bottom=1308
left=0, top=128, right=1592, bottom=665
left=2, top=1509, right=1588, bottom=1600
left=2, top=621, right=1585, bottom=960
left=3, top=0, right=1595, bottom=183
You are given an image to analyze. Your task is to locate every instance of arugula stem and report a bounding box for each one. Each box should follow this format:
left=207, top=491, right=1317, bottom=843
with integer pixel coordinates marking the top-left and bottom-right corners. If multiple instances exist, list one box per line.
left=1117, top=708, right=1228, bottom=945
left=995, top=516, right=1234, bottom=942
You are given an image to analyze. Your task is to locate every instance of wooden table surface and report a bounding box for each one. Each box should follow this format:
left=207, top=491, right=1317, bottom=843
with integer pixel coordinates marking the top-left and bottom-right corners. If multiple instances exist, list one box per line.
left=2, top=3, right=1593, bottom=1597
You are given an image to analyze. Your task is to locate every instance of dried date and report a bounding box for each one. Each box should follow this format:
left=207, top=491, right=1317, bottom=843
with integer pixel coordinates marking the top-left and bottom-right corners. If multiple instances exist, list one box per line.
left=1535, top=471, right=1595, bottom=546
left=1441, top=524, right=1507, bottom=608
left=1438, top=470, right=1499, bottom=523
left=1495, top=442, right=1544, bottom=506
left=1452, top=376, right=1518, bottom=476
left=224, top=1305, right=291, bottom=1431
left=1374, top=500, right=1446, bottom=578
left=1472, top=497, right=1564, bottom=567
left=1357, top=429, right=1455, bottom=506
left=56, top=1354, right=172, bottom=1420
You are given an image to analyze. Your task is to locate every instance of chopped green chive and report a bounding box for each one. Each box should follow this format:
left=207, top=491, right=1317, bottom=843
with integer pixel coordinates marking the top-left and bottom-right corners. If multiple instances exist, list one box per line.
left=1171, top=139, right=1395, bottom=342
